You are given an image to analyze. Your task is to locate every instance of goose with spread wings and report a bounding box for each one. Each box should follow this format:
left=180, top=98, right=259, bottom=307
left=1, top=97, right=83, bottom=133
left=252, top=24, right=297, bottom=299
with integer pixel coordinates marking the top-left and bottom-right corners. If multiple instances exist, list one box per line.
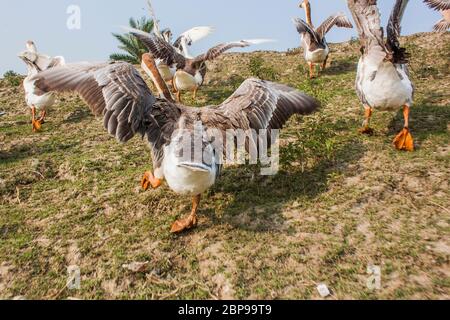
left=130, top=29, right=270, bottom=102
left=18, top=41, right=65, bottom=132
left=31, top=61, right=320, bottom=233
left=423, top=0, right=450, bottom=32
left=347, top=0, right=414, bottom=151
left=294, top=0, right=353, bottom=79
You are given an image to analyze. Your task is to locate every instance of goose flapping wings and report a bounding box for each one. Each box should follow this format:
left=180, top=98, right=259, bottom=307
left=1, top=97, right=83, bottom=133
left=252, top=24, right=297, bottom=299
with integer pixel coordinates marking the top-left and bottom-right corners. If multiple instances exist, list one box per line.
left=316, top=13, right=354, bottom=39
left=30, top=61, right=320, bottom=171
left=130, top=29, right=267, bottom=68
left=293, top=12, right=353, bottom=44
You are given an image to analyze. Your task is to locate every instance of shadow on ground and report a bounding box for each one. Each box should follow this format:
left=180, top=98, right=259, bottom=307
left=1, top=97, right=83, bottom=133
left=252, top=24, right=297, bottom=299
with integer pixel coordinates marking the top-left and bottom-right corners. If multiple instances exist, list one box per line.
left=203, top=137, right=366, bottom=232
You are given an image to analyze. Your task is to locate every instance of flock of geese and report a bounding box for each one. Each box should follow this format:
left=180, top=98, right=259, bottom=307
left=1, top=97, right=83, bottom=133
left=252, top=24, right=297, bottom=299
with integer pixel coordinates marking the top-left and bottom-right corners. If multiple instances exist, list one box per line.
left=16, top=0, right=447, bottom=233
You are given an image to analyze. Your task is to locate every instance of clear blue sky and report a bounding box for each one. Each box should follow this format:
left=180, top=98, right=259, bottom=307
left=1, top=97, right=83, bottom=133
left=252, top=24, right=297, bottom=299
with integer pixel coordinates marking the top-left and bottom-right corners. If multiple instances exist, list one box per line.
left=0, top=0, right=441, bottom=75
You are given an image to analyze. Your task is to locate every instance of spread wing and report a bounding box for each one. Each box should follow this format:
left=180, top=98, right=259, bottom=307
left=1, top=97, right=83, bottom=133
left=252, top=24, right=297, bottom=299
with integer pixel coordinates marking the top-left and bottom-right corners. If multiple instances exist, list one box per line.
left=387, top=0, right=410, bottom=63
left=173, top=26, right=214, bottom=48
left=47, top=56, right=66, bottom=69
left=31, top=62, right=182, bottom=172
left=315, top=13, right=354, bottom=40
left=292, top=18, right=321, bottom=43
left=211, top=78, right=320, bottom=132
left=127, top=28, right=186, bottom=69
left=193, top=39, right=272, bottom=63
left=423, top=0, right=450, bottom=10
left=31, top=62, right=181, bottom=144
left=433, top=18, right=450, bottom=32
left=347, top=0, right=389, bottom=66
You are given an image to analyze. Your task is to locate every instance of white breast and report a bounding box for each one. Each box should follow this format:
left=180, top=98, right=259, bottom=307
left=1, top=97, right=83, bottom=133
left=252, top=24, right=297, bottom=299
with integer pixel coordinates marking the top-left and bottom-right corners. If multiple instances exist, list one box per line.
left=174, top=70, right=201, bottom=91
left=157, top=63, right=176, bottom=82
left=23, top=77, right=55, bottom=110
left=303, top=39, right=329, bottom=63
left=162, top=144, right=217, bottom=196
left=305, top=48, right=329, bottom=63
left=358, top=58, right=413, bottom=111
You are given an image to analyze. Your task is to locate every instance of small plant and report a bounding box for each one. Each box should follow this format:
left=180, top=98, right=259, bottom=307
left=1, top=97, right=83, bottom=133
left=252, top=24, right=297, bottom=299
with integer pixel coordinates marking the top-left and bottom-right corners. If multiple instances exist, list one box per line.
left=248, top=56, right=279, bottom=81
left=3, top=70, right=22, bottom=87
left=286, top=47, right=302, bottom=56
left=280, top=115, right=337, bottom=172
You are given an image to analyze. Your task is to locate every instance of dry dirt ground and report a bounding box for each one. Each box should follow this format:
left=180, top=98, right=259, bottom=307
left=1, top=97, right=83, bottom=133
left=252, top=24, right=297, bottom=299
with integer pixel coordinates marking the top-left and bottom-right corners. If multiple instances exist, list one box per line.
left=0, top=33, right=449, bottom=299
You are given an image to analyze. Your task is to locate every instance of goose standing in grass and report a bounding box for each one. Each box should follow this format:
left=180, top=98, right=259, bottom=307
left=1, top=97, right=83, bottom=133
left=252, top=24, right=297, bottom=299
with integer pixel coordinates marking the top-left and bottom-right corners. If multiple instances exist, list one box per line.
left=18, top=41, right=65, bottom=132
left=31, top=57, right=320, bottom=233
left=423, top=0, right=450, bottom=32
left=294, top=0, right=353, bottom=79
left=347, top=0, right=414, bottom=151
left=130, top=29, right=270, bottom=102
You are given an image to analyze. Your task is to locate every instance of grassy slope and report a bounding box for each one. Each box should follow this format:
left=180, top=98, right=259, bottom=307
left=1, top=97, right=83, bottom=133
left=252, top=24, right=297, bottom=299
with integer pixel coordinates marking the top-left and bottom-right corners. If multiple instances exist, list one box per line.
left=0, top=33, right=449, bottom=299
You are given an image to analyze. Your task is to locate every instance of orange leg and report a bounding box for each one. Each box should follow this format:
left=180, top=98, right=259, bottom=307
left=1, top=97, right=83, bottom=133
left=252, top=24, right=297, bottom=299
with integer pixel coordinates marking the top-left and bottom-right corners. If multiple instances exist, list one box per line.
left=38, top=110, right=46, bottom=123
left=359, top=105, right=374, bottom=135
left=176, top=91, right=182, bottom=103
left=321, top=55, right=329, bottom=71
left=308, top=62, right=315, bottom=79
left=192, top=87, right=198, bottom=100
left=171, top=195, right=200, bottom=234
left=141, top=171, right=162, bottom=191
left=170, top=79, right=177, bottom=94
left=393, top=105, right=414, bottom=152
left=31, top=106, right=42, bottom=132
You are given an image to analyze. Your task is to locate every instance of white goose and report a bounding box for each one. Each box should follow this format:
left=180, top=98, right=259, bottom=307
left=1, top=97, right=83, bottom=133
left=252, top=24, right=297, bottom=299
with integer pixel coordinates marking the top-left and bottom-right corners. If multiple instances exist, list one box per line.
left=294, top=0, right=353, bottom=78
left=31, top=56, right=320, bottom=233
left=423, top=0, right=450, bottom=32
left=18, top=41, right=65, bottom=132
left=348, top=0, right=414, bottom=151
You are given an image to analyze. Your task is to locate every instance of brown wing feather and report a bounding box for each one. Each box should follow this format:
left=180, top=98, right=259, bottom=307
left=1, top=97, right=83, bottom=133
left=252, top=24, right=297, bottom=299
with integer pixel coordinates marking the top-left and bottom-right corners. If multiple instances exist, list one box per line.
left=433, top=18, right=450, bottom=32
left=31, top=62, right=180, bottom=144
left=424, top=0, right=450, bottom=10
left=194, top=41, right=251, bottom=63
left=130, top=31, right=186, bottom=69
left=213, top=78, right=320, bottom=132
left=32, top=62, right=182, bottom=172
left=386, top=0, right=410, bottom=64
left=316, top=13, right=354, bottom=40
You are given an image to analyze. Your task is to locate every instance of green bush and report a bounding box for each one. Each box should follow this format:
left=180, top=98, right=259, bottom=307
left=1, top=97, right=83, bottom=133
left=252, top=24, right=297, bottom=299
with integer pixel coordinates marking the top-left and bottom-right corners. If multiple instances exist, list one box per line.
left=248, top=56, right=279, bottom=81
left=3, top=70, right=22, bottom=87
left=280, top=115, right=337, bottom=172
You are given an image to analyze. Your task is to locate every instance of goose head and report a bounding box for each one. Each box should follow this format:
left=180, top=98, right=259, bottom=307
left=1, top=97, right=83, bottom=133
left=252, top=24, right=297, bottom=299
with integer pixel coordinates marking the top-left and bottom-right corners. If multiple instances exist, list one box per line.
left=161, top=28, right=173, bottom=43
left=299, top=0, right=310, bottom=10
left=26, top=40, right=37, bottom=53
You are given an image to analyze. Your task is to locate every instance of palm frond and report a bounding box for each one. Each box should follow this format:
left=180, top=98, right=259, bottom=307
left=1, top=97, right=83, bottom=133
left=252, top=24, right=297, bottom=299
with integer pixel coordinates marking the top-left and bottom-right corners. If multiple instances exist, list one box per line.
left=111, top=16, right=154, bottom=63
left=109, top=53, right=139, bottom=64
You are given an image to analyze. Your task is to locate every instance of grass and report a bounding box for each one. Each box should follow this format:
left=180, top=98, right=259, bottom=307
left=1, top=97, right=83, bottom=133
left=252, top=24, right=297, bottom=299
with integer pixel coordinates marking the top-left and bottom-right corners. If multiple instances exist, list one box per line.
left=0, top=33, right=449, bottom=300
